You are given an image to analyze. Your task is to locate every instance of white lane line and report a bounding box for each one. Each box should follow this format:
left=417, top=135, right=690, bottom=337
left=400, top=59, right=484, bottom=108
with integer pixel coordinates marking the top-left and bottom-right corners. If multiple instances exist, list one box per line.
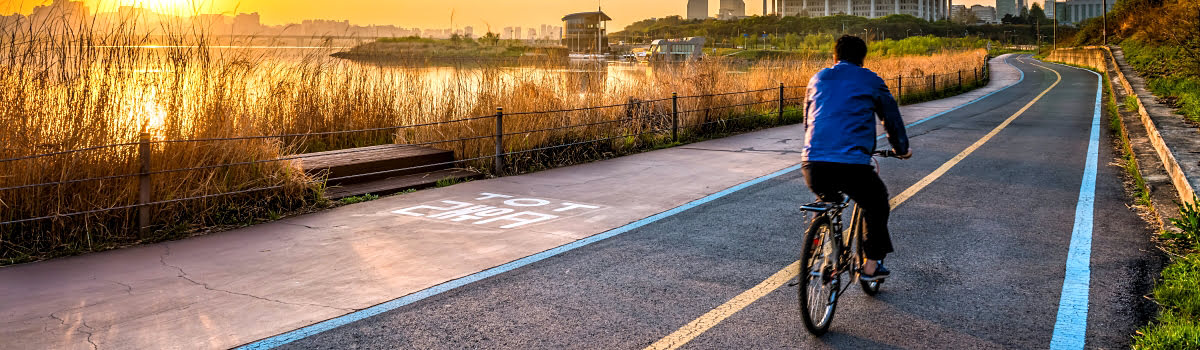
left=1044, top=61, right=1102, bottom=349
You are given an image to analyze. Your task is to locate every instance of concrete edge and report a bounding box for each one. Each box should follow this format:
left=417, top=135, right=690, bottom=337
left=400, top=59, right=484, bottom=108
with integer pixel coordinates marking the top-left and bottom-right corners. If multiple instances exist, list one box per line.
left=1100, top=46, right=1198, bottom=205
left=1092, top=52, right=1172, bottom=231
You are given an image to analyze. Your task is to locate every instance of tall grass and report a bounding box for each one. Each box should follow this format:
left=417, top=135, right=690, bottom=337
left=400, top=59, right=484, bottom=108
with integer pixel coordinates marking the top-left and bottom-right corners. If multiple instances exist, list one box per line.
left=0, top=14, right=988, bottom=263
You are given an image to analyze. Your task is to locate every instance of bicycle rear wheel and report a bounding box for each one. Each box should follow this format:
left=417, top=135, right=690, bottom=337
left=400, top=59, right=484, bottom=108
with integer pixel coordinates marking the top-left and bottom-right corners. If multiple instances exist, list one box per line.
left=798, top=216, right=839, bottom=336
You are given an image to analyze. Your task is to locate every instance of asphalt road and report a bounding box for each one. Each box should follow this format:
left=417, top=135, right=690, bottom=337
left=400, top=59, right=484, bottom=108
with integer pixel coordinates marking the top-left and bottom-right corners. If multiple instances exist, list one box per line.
left=275, top=57, right=1160, bottom=349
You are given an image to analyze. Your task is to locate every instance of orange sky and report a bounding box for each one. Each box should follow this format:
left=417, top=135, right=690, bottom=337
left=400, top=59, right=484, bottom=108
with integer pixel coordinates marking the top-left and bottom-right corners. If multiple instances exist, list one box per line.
left=3, top=0, right=1024, bottom=30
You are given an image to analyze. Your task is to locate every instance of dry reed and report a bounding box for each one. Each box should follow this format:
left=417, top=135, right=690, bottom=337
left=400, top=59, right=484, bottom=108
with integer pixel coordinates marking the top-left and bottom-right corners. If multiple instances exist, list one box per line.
left=0, top=15, right=988, bottom=262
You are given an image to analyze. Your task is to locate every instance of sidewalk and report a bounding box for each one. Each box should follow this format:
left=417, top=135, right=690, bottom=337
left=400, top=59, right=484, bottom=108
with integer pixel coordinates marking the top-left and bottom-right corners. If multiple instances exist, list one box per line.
left=0, top=55, right=1022, bottom=350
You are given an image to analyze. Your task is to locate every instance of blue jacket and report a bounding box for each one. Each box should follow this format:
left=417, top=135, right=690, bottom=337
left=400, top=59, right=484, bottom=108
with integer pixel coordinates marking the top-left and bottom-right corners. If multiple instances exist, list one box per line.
left=803, top=61, right=909, bottom=165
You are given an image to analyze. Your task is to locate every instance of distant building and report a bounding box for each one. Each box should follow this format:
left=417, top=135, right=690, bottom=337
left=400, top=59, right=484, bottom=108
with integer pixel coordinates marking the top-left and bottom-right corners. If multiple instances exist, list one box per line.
left=775, top=0, right=949, bottom=21
left=718, top=0, right=747, bottom=20
left=971, top=5, right=998, bottom=23
left=300, top=19, right=349, bottom=36
left=31, top=0, right=89, bottom=25
left=561, top=10, right=611, bottom=53
left=996, top=0, right=1017, bottom=20
left=687, top=0, right=709, bottom=20
left=1057, top=0, right=1113, bottom=24
left=1044, top=0, right=1056, bottom=18
left=503, top=26, right=514, bottom=40
left=647, top=37, right=707, bottom=62
left=232, top=13, right=262, bottom=34
left=950, top=4, right=968, bottom=21
left=464, top=26, right=474, bottom=38
left=1016, top=0, right=1028, bottom=16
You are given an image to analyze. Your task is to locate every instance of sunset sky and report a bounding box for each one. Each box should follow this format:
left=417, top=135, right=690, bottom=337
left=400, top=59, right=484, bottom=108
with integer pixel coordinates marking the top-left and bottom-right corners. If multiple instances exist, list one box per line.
left=4, top=0, right=1036, bottom=31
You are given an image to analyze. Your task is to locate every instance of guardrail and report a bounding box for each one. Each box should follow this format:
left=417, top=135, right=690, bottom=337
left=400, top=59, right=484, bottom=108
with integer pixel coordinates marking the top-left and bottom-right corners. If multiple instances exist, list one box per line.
left=0, top=63, right=989, bottom=240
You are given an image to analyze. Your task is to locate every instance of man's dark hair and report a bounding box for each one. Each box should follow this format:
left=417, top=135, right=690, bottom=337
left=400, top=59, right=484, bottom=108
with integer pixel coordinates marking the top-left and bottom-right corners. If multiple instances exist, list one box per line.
left=835, top=35, right=868, bottom=66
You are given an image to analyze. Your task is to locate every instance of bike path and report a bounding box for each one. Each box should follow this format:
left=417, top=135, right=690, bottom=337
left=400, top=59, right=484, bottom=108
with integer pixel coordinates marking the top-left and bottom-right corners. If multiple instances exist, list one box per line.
left=274, top=57, right=1155, bottom=349
left=677, top=58, right=1156, bottom=349
left=0, top=57, right=1023, bottom=350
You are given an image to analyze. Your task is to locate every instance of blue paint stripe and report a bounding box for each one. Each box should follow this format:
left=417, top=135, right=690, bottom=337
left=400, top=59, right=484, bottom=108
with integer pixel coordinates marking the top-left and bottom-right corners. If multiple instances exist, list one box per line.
left=1047, top=61, right=1102, bottom=349
left=236, top=55, right=1029, bottom=350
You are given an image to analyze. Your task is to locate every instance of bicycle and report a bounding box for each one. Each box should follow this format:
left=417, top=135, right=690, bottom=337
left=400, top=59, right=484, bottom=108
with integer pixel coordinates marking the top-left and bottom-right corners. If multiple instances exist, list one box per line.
left=796, top=150, right=898, bottom=336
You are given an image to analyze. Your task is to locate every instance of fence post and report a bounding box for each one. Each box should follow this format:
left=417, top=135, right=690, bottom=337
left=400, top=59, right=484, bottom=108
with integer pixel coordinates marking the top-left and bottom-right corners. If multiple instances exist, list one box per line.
left=777, top=82, right=785, bottom=125
left=494, top=107, right=504, bottom=174
left=975, top=66, right=979, bottom=84
left=958, top=70, right=963, bottom=90
left=671, top=92, right=679, bottom=142
left=897, top=75, right=903, bottom=101
left=931, top=74, right=937, bottom=96
left=138, top=132, right=151, bottom=238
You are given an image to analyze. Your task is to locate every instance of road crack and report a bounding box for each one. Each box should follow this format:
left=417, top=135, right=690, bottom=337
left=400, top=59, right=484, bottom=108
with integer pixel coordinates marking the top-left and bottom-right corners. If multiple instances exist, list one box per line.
left=158, top=244, right=353, bottom=312
left=49, top=311, right=98, bottom=350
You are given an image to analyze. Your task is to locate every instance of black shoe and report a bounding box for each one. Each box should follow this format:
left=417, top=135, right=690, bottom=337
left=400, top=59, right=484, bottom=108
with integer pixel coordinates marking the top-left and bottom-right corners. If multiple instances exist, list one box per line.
left=860, top=261, right=891, bottom=282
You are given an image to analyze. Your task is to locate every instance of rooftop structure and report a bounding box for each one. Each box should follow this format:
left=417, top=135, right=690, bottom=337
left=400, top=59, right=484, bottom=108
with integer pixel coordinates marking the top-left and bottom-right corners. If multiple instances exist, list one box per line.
left=562, top=11, right=611, bottom=54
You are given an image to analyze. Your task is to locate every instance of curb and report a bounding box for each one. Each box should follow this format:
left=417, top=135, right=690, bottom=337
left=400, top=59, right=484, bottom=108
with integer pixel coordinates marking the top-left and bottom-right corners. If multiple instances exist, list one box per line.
left=1098, top=46, right=1197, bottom=205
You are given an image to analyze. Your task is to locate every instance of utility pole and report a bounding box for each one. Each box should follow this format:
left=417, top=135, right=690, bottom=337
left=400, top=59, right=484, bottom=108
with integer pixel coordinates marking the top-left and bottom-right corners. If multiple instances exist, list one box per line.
left=1102, top=0, right=1107, bottom=46
left=1052, top=0, right=1056, bottom=51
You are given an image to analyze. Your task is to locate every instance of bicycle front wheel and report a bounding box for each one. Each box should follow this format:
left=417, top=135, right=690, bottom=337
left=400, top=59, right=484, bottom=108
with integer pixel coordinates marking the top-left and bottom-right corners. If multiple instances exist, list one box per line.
left=798, top=216, right=839, bottom=336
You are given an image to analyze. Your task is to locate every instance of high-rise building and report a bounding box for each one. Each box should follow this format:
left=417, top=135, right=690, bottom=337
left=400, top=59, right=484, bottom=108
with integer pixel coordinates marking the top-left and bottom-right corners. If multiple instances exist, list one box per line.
left=971, top=5, right=999, bottom=23
left=996, top=0, right=1017, bottom=19
left=718, top=0, right=747, bottom=19
left=1057, top=0, right=1113, bottom=24
left=687, top=0, right=708, bottom=20
left=776, top=0, right=949, bottom=20
left=1016, top=0, right=1028, bottom=16
left=1044, top=0, right=1056, bottom=18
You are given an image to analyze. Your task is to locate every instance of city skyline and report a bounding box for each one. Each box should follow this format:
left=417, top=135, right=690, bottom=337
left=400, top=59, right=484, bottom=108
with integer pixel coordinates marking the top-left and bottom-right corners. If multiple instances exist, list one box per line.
left=1, top=0, right=1053, bottom=32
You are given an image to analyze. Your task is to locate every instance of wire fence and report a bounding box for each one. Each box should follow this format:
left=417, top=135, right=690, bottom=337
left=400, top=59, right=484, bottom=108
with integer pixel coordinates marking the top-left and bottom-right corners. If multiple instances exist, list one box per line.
left=0, top=60, right=990, bottom=238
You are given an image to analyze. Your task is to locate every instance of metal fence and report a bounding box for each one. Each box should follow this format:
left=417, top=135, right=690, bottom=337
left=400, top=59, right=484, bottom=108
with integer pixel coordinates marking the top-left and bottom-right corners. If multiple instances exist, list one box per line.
left=0, top=62, right=989, bottom=237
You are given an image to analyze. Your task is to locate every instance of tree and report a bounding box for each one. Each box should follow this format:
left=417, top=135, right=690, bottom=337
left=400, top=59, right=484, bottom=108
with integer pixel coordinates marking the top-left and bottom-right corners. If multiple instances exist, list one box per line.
left=480, top=31, right=500, bottom=46
left=1030, top=3, right=1048, bottom=25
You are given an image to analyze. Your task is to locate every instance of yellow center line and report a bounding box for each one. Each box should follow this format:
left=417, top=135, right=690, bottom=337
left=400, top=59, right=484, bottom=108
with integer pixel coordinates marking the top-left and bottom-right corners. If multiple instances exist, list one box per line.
left=644, top=60, right=1063, bottom=350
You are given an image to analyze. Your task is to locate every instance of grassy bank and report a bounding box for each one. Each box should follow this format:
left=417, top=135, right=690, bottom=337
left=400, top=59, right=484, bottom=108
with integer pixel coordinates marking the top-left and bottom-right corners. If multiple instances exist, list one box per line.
left=1135, top=200, right=1200, bottom=349
left=0, top=14, right=989, bottom=264
left=1121, top=39, right=1200, bottom=122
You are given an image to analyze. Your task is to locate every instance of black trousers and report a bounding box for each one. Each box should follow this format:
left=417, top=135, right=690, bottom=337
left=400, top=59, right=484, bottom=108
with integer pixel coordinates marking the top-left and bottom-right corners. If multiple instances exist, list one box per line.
left=802, top=161, right=894, bottom=260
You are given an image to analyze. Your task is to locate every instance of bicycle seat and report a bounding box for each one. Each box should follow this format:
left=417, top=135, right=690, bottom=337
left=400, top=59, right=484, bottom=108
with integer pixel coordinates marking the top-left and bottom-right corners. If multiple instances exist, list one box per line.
left=800, top=194, right=850, bottom=213
left=800, top=202, right=838, bottom=213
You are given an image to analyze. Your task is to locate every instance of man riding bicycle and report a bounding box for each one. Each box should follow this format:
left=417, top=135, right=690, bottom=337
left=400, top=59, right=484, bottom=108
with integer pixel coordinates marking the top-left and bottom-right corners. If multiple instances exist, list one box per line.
left=802, top=35, right=911, bottom=282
